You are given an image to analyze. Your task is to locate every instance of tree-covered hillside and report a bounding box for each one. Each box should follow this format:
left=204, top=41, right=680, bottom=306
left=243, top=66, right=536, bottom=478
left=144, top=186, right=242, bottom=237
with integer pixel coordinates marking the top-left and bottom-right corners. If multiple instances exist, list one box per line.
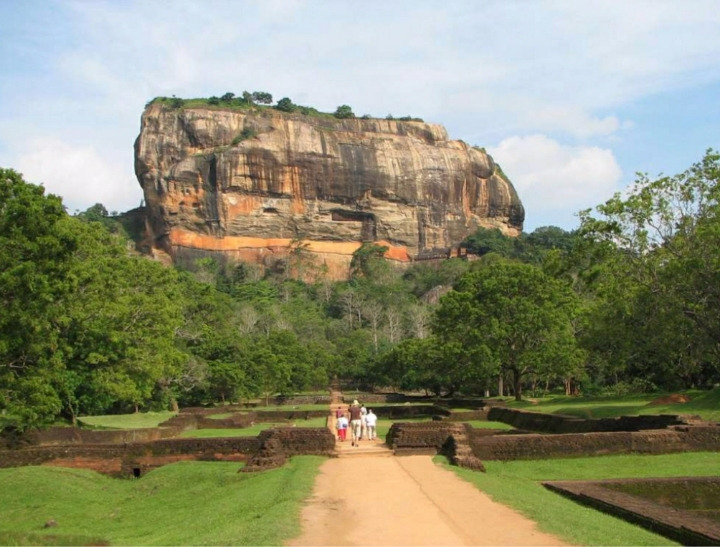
left=2, top=150, right=720, bottom=431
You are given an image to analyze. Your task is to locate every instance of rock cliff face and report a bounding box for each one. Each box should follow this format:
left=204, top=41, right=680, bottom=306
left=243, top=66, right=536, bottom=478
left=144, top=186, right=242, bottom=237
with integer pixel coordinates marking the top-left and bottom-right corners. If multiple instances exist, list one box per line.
left=134, top=104, right=524, bottom=279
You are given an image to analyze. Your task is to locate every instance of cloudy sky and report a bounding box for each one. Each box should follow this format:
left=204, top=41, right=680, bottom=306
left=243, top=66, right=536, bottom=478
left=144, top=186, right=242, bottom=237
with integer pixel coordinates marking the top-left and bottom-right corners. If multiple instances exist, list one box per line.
left=1, top=0, right=719, bottom=231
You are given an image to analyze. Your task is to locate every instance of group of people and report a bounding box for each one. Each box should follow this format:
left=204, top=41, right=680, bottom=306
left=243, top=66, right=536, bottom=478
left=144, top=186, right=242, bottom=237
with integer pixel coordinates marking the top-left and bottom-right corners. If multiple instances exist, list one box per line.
left=335, top=400, right=377, bottom=446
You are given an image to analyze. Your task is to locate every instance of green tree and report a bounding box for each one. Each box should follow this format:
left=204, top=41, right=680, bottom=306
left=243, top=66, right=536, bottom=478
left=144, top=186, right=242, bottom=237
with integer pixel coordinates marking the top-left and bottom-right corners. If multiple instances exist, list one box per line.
left=56, top=222, right=187, bottom=416
left=461, top=227, right=514, bottom=257
left=251, top=91, right=273, bottom=104
left=514, top=226, right=577, bottom=264
left=208, top=361, right=246, bottom=404
left=0, top=169, right=76, bottom=429
left=275, top=97, right=296, bottom=112
left=246, top=342, right=291, bottom=405
left=333, top=105, right=355, bottom=119
left=579, top=149, right=720, bottom=387
left=434, top=258, right=582, bottom=400
left=350, top=243, right=389, bottom=279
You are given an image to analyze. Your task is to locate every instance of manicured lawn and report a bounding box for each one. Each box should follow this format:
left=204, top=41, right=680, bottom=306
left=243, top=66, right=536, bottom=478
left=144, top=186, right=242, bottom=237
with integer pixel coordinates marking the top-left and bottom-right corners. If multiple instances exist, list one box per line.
left=181, top=417, right=329, bottom=438
left=77, top=411, right=177, bottom=430
left=0, top=457, right=324, bottom=546
left=442, top=451, right=720, bottom=546
left=249, top=404, right=329, bottom=412
left=504, top=387, right=720, bottom=422
left=465, top=420, right=515, bottom=430
left=180, top=425, right=279, bottom=438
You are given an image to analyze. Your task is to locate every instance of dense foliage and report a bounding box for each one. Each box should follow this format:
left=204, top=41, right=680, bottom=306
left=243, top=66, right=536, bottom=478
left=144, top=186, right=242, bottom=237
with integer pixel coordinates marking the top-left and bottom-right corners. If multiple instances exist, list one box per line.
left=2, top=150, right=720, bottom=430
left=148, top=92, right=424, bottom=122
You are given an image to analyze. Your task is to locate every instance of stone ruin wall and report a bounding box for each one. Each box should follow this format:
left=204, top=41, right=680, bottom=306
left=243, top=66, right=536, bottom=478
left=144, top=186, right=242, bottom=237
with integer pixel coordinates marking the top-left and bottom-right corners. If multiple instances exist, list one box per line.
left=387, top=408, right=720, bottom=465
left=3, top=404, right=719, bottom=477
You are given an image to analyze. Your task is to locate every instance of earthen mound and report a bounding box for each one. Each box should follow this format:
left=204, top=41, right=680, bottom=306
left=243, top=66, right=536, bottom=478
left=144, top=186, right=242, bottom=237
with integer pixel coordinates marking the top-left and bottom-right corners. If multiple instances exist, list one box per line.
left=648, top=394, right=691, bottom=406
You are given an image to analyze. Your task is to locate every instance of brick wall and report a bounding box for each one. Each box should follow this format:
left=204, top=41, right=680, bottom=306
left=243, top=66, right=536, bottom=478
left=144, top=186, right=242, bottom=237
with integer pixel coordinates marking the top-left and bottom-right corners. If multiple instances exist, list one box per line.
left=385, top=421, right=720, bottom=464
left=487, top=407, right=687, bottom=433
left=387, top=422, right=457, bottom=453
left=24, top=426, right=183, bottom=446
left=0, top=428, right=334, bottom=476
left=468, top=428, right=718, bottom=461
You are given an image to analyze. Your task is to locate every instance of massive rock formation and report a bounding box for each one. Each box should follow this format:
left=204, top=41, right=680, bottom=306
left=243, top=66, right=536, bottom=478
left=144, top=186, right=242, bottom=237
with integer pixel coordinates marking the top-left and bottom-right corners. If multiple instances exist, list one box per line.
left=134, top=103, right=524, bottom=279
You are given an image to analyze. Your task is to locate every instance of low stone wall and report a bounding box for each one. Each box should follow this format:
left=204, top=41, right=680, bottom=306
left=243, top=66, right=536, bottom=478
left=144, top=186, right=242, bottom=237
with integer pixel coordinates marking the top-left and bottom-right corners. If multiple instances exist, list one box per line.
left=242, top=427, right=335, bottom=472
left=469, top=427, right=720, bottom=461
left=344, top=394, right=493, bottom=408
left=487, top=407, right=687, bottom=433
left=543, top=477, right=720, bottom=545
left=386, top=421, right=720, bottom=466
left=443, top=410, right=488, bottom=422
left=24, top=425, right=183, bottom=446
left=274, top=395, right=332, bottom=406
left=23, top=408, right=330, bottom=447
left=387, top=422, right=457, bottom=454
left=0, top=444, right=128, bottom=471
left=342, top=392, right=433, bottom=404
left=123, top=437, right=261, bottom=476
left=366, top=405, right=448, bottom=419
left=679, top=425, right=720, bottom=448
left=387, top=422, right=485, bottom=471
left=250, top=410, right=329, bottom=421
left=0, top=428, right=334, bottom=476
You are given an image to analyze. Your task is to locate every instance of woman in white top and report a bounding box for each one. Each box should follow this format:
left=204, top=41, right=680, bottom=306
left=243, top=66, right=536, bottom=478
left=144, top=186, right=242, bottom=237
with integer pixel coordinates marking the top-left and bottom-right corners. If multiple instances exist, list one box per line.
left=364, top=409, right=377, bottom=440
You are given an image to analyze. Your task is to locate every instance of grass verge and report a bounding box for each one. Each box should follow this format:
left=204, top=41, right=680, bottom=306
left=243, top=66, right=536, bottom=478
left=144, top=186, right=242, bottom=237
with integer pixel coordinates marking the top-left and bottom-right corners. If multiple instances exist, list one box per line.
left=77, top=411, right=177, bottom=430
left=440, top=451, right=720, bottom=546
left=505, top=387, right=720, bottom=421
left=0, top=457, right=324, bottom=546
left=181, top=417, right=328, bottom=438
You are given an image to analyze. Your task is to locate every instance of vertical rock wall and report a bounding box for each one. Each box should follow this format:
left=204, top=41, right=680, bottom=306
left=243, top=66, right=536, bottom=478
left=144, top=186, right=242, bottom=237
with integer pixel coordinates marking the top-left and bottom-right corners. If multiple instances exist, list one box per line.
left=135, top=104, right=525, bottom=278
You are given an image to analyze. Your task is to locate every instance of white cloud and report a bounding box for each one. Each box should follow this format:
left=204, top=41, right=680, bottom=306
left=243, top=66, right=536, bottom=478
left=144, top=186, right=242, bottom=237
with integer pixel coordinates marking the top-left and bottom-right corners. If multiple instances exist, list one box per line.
left=488, top=135, right=623, bottom=229
left=13, top=137, right=143, bottom=214
left=2, top=0, right=720, bottom=226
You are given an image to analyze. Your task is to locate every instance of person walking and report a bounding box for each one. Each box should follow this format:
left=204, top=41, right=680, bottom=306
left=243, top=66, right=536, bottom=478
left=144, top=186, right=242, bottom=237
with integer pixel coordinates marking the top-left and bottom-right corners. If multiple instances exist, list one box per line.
left=365, top=408, right=377, bottom=440
left=336, top=413, right=348, bottom=441
left=349, top=400, right=362, bottom=447
left=360, top=403, right=368, bottom=440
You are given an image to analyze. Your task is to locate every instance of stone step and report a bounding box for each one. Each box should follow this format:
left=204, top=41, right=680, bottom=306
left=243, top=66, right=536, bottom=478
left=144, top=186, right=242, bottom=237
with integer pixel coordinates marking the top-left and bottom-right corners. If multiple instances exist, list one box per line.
left=335, top=442, right=393, bottom=458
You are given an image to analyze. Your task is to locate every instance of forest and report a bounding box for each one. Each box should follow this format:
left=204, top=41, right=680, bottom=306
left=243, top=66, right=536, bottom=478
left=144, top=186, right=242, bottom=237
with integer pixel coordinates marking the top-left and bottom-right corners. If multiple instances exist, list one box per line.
left=2, top=149, right=720, bottom=431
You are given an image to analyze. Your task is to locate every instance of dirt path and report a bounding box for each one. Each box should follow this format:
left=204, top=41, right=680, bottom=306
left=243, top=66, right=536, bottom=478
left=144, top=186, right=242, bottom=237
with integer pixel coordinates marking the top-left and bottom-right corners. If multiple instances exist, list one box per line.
left=287, top=392, right=565, bottom=546
left=288, top=390, right=568, bottom=546
left=287, top=454, right=568, bottom=546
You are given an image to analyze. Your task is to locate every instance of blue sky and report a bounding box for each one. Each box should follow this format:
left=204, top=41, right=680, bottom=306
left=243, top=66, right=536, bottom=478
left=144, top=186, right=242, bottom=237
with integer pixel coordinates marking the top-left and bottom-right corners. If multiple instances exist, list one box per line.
left=1, top=0, right=720, bottom=232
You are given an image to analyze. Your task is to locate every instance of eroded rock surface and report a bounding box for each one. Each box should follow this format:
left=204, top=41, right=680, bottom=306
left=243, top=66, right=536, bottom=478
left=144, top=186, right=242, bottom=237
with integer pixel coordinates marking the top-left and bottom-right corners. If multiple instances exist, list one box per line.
left=134, top=104, right=524, bottom=278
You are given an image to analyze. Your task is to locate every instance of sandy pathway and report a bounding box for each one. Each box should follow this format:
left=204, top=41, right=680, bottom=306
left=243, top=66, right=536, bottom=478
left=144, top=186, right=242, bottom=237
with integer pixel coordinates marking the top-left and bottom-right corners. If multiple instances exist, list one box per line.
left=287, top=453, right=569, bottom=546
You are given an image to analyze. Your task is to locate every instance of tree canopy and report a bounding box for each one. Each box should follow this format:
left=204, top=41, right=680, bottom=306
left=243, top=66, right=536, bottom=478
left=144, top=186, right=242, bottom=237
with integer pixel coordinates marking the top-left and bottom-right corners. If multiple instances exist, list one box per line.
left=4, top=150, right=720, bottom=430
left=434, top=259, right=582, bottom=400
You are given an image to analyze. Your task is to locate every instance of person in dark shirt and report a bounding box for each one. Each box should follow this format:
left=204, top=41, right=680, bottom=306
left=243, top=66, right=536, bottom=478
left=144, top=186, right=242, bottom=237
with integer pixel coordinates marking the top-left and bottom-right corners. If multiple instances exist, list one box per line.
left=349, top=400, right=362, bottom=446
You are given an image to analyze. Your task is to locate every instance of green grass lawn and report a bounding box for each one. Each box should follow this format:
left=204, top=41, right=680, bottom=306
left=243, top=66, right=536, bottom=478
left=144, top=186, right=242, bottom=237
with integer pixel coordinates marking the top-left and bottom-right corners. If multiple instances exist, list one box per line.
left=77, top=411, right=177, bottom=430
left=248, top=404, right=329, bottom=412
left=0, top=457, right=324, bottom=546
left=441, top=451, right=720, bottom=546
left=180, top=425, right=279, bottom=438
left=465, top=420, right=515, bottom=430
left=504, top=387, right=720, bottom=422
left=181, top=417, right=329, bottom=438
